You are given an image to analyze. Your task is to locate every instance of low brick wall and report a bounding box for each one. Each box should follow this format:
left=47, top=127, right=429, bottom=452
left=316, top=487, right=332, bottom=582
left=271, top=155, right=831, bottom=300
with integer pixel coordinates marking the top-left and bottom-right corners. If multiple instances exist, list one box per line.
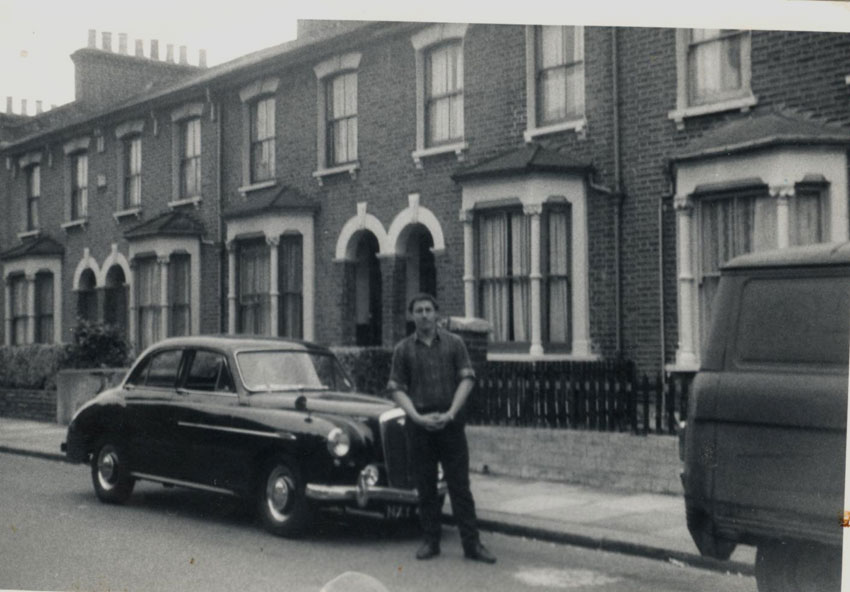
left=467, top=425, right=682, bottom=495
left=0, top=389, right=56, bottom=422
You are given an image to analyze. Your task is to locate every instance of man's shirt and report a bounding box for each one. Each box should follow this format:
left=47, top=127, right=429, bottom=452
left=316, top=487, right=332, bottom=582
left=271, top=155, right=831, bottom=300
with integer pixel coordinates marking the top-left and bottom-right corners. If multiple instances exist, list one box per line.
left=387, top=328, right=476, bottom=412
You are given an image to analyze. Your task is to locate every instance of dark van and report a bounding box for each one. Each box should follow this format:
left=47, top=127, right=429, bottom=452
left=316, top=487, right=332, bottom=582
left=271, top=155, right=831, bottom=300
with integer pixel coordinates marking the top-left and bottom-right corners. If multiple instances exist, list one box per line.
left=681, top=243, right=848, bottom=592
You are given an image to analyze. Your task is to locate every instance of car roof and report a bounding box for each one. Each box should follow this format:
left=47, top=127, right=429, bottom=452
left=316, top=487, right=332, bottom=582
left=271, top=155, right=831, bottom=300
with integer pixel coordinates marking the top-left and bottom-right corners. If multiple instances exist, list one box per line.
left=149, top=335, right=330, bottom=353
left=722, top=242, right=850, bottom=271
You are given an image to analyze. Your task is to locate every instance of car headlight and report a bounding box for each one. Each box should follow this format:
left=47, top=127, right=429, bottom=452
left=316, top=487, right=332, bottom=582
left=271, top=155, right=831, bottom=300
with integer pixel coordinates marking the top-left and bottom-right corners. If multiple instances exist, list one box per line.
left=327, top=427, right=351, bottom=458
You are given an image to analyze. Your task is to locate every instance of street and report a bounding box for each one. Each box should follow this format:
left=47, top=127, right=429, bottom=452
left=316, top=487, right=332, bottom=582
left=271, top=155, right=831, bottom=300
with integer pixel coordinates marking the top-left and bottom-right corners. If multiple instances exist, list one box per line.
left=0, top=453, right=755, bottom=592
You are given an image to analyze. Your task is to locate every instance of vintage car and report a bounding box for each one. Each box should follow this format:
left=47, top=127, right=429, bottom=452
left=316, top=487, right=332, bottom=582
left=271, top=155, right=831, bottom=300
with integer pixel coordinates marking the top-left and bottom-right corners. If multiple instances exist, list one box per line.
left=63, top=335, right=444, bottom=536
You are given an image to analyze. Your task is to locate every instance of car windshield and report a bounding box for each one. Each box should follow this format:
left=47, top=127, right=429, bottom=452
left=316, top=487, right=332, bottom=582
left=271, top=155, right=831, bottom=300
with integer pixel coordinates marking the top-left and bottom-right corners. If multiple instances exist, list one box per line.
left=236, top=350, right=354, bottom=393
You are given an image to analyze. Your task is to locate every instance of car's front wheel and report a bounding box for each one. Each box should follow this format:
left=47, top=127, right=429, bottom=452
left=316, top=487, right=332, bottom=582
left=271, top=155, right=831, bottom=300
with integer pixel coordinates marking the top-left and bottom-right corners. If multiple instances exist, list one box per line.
left=257, top=458, right=312, bottom=537
left=91, top=439, right=135, bottom=504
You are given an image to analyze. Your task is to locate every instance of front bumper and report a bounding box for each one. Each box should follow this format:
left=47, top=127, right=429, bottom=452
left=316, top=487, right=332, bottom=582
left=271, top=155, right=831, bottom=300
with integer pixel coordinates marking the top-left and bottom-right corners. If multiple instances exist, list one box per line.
left=306, top=477, right=447, bottom=507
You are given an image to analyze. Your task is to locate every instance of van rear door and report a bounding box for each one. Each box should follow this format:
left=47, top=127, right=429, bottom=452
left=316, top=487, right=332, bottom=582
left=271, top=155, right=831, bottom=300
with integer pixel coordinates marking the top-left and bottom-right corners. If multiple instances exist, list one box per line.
left=710, top=271, right=848, bottom=544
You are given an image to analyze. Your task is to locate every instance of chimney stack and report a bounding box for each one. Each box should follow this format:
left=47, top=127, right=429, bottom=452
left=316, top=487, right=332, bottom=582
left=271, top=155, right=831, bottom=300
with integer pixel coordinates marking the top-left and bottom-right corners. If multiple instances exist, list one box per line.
left=179, top=45, right=187, bottom=65
left=150, top=39, right=159, bottom=60
left=135, top=39, right=144, bottom=57
left=6, top=97, right=12, bottom=114
left=36, top=100, right=43, bottom=114
left=199, top=48, right=207, bottom=68
left=119, top=33, right=127, bottom=54
left=20, top=99, right=27, bottom=116
left=166, top=44, right=174, bottom=63
left=102, top=32, right=112, bottom=52
left=88, top=29, right=97, bottom=48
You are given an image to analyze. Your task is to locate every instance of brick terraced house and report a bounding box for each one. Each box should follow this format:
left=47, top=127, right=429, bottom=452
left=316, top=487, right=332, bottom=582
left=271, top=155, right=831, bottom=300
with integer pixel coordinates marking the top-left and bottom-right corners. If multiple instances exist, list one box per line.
left=1, top=21, right=849, bottom=379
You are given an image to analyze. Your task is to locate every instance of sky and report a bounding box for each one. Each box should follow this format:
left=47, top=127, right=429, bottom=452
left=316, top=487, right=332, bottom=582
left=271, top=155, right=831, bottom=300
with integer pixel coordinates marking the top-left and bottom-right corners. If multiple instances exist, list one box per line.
left=0, top=0, right=849, bottom=113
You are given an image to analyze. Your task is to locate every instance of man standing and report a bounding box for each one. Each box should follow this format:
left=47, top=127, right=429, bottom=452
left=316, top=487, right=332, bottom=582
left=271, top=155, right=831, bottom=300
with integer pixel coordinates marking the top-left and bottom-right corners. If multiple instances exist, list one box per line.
left=387, top=293, right=496, bottom=564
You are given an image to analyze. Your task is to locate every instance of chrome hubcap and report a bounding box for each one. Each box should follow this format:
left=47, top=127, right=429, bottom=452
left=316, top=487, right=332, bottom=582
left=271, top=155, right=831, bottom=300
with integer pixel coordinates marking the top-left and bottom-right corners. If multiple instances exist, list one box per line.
left=97, top=448, right=118, bottom=490
left=266, top=468, right=294, bottom=521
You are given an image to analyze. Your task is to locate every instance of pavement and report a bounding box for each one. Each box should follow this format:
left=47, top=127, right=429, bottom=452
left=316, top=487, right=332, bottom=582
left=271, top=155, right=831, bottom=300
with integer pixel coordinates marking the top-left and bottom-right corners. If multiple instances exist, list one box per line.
left=0, top=416, right=755, bottom=576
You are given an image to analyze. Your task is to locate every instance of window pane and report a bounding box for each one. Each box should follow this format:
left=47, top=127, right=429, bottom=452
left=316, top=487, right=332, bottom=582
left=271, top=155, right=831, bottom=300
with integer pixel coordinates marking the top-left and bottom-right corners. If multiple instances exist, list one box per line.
left=792, top=191, right=827, bottom=246
left=169, top=255, right=191, bottom=336
left=145, top=350, right=182, bottom=388
left=547, top=209, right=571, bottom=344
left=688, top=30, right=743, bottom=104
left=239, top=241, right=271, bottom=334
left=137, top=258, right=162, bottom=349
left=185, top=350, right=227, bottom=391
left=279, top=235, right=303, bottom=339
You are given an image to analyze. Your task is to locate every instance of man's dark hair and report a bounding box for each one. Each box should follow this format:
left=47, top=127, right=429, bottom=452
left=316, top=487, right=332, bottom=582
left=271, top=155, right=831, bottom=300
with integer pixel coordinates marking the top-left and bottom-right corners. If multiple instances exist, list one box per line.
left=408, top=292, right=439, bottom=313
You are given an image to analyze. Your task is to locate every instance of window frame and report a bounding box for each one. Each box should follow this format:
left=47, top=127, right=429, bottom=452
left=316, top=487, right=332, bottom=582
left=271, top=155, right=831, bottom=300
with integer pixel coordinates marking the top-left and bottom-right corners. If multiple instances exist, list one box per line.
left=424, top=40, right=464, bottom=148
left=135, top=256, right=162, bottom=351
left=249, top=96, right=276, bottom=184
left=410, top=23, right=469, bottom=167
left=325, top=71, right=359, bottom=167
left=33, top=271, right=54, bottom=344
left=70, top=151, right=88, bottom=221
left=180, top=118, right=202, bottom=200
left=168, top=253, right=192, bottom=337
left=122, top=134, right=142, bottom=210
left=669, top=28, right=756, bottom=129
left=237, top=238, right=271, bottom=335
left=183, top=348, right=237, bottom=395
left=8, top=274, right=27, bottom=346
left=25, top=164, right=40, bottom=232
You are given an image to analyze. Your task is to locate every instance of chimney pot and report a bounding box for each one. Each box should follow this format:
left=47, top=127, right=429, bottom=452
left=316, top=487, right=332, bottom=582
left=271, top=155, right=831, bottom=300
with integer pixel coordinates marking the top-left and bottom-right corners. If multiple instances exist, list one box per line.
left=179, top=45, right=188, bottom=65
left=150, top=39, right=159, bottom=60
left=135, top=39, right=144, bottom=57
left=119, top=33, right=127, bottom=54
left=166, top=44, right=174, bottom=63
left=198, top=48, right=207, bottom=68
left=36, top=100, right=43, bottom=114
left=6, top=97, right=12, bottom=114
left=21, top=99, right=27, bottom=116
left=102, top=32, right=112, bottom=52
left=88, top=29, right=97, bottom=48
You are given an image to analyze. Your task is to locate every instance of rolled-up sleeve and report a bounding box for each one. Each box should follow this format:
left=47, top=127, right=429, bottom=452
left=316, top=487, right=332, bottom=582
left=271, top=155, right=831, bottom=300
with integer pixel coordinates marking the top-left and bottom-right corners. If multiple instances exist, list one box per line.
left=386, top=342, right=409, bottom=393
left=453, top=336, right=476, bottom=382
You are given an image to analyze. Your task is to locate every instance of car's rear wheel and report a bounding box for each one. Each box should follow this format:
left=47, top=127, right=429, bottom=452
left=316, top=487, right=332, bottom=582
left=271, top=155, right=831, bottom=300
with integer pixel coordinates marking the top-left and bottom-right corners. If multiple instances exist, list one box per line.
left=91, top=439, right=135, bottom=504
left=755, top=540, right=840, bottom=592
left=257, top=458, right=312, bottom=537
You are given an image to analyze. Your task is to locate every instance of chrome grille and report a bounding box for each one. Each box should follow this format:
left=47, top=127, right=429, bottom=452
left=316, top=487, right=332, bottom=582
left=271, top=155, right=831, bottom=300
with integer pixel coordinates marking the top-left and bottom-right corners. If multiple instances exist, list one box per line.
left=379, top=408, right=413, bottom=489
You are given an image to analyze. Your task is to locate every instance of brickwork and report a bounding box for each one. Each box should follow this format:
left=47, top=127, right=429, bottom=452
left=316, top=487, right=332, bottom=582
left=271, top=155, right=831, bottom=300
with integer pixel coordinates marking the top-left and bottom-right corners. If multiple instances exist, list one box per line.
left=0, top=23, right=849, bottom=378
left=467, top=425, right=681, bottom=495
left=0, top=388, right=56, bottom=422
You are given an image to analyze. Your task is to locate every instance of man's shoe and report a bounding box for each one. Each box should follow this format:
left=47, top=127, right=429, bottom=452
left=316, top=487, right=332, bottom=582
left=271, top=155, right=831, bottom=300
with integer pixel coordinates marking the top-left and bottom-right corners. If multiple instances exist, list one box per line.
left=464, top=542, right=497, bottom=564
left=416, top=541, right=440, bottom=560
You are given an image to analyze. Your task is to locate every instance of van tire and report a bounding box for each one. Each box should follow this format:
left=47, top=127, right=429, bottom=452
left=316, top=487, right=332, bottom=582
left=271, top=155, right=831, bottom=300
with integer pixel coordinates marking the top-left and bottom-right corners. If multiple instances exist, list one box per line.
left=685, top=507, right=736, bottom=560
left=755, top=540, right=840, bottom=592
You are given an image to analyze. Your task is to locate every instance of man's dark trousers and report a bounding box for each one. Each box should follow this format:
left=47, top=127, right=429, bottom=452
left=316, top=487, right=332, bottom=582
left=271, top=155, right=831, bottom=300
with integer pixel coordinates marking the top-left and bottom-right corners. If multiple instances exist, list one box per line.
left=408, top=419, right=479, bottom=551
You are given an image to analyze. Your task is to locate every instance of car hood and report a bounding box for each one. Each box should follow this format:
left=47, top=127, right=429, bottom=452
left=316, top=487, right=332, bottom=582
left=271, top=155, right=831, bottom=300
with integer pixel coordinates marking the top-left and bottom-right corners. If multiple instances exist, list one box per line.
left=247, top=390, right=396, bottom=419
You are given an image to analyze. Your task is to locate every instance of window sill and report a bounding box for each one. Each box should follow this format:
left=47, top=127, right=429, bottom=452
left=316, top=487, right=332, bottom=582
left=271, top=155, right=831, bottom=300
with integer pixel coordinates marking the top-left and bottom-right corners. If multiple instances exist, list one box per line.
left=168, top=196, right=202, bottom=209
left=113, top=207, right=142, bottom=222
left=61, top=218, right=87, bottom=231
left=17, top=229, right=41, bottom=240
left=411, top=141, right=468, bottom=169
left=524, top=118, right=587, bottom=142
left=238, top=180, right=277, bottom=195
left=668, top=94, right=758, bottom=130
left=312, top=162, right=359, bottom=186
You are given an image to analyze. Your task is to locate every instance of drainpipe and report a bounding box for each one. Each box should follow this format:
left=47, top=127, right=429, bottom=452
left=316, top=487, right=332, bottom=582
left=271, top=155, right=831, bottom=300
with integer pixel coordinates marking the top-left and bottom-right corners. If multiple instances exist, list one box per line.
left=611, top=27, right=624, bottom=358
left=215, top=95, right=226, bottom=334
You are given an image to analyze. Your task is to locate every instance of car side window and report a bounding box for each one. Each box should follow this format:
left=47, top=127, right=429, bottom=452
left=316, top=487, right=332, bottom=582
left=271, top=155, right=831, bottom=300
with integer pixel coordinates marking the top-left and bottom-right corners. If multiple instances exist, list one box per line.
left=145, top=350, right=184, bottom=389
left=125, top=356, right=152, bottom=387
left=185, top=350, right=235, bottom=393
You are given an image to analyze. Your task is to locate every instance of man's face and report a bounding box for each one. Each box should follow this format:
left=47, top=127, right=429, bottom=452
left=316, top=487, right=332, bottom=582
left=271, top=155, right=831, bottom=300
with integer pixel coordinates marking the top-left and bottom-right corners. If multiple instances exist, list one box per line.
left=411, top=299, right=437, bottom=333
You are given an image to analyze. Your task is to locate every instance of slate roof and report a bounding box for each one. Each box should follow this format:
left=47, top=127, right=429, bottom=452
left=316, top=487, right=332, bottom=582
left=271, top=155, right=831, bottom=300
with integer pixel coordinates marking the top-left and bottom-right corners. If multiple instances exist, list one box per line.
left=124, top=211, right=206, bottom=239
left=674, top=110, right=850, bottom=162
left=0, top=235, right=64, bottom=261
left=222, top=185, right=320, bottom=220
left=451, top=144, right=592, bottom=182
